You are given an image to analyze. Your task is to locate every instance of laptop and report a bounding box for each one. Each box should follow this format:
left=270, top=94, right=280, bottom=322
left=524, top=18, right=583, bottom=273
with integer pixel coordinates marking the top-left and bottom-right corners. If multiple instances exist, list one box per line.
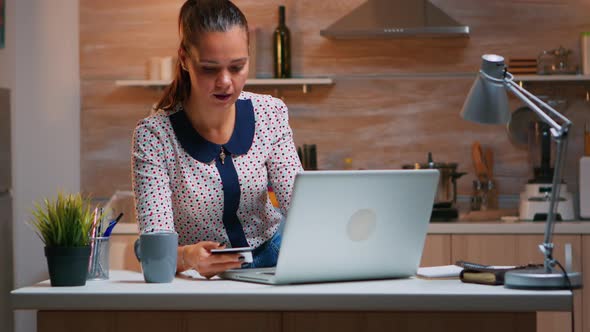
left=220, top=169, right=439, bottom=284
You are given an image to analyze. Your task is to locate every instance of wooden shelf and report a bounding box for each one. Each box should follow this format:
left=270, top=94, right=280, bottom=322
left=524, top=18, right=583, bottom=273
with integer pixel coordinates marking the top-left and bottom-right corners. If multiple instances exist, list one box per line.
left=115, top=79, right=171, bottom=87
left=115, top=78, right=334, bottom=93
left=513, top=74, right=590, bottom=82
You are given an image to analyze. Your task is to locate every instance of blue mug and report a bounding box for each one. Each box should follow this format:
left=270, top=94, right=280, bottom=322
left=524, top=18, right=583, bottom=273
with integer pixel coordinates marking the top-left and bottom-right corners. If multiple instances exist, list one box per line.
left=134, top=231, right=178, bottom=283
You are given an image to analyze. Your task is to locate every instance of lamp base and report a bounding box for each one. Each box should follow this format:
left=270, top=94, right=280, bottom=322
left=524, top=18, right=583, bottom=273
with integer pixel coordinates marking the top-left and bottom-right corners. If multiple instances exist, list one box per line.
left=504, top=268, right=582, bottom=290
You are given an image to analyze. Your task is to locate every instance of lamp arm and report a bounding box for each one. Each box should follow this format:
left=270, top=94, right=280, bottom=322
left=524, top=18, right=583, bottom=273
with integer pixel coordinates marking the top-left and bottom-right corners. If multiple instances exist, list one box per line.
left=479, top=70, right=572, bottom=135
left=502, top=76, right=572, bottom=272
left=508, top=78, right=571, bottom=122
left=533, top=132, right=569, bottom=272
left=504, top=81, right=565, bottom=134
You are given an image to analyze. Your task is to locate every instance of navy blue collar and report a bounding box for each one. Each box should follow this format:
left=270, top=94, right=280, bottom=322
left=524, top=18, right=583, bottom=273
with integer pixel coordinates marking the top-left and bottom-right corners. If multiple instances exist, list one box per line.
left=169, top=99, right=255, bottom=163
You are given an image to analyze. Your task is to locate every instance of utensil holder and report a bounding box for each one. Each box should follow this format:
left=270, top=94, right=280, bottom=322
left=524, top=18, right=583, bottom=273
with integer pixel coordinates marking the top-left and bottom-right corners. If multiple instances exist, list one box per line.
left=88, top=237, right=110, bottom=280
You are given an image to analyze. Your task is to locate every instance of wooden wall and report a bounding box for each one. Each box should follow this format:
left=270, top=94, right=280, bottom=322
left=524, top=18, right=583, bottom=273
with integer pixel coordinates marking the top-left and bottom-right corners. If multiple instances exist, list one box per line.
left=80, top=0, right=590, bottom=208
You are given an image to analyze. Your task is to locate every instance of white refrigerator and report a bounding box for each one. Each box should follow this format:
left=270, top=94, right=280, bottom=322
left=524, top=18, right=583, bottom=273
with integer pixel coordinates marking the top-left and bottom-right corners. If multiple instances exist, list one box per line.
left=0, top=87, right=13, bottom=332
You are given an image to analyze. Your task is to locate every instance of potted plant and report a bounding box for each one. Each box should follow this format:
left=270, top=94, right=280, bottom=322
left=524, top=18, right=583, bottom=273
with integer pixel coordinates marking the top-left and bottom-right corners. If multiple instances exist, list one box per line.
left=30, top=192, right=95, bottom=286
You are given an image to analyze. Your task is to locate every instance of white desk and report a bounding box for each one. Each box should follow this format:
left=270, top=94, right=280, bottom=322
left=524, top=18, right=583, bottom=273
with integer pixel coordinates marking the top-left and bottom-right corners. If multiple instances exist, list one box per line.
left=11, top=270, right=573, bottom=332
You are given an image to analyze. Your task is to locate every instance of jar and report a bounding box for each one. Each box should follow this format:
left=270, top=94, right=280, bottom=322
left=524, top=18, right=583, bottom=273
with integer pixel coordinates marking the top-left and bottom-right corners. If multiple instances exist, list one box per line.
left=537, top=46, right=575, bottom=75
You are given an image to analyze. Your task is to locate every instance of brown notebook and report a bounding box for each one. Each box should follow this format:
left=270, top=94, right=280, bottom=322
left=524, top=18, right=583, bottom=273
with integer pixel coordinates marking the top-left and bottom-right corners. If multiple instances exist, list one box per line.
left=456, top=261, right=543, bottom=286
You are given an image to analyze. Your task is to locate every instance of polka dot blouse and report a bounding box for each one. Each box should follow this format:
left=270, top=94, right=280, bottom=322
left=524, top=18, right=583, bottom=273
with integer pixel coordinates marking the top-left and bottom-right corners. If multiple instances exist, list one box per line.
left=132, top=91, right=303, bottom=248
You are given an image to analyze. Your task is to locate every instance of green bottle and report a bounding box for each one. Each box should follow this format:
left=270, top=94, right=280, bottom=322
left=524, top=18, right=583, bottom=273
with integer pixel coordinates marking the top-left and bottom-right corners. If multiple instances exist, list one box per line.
left=273, top=5, right=291, bottom=78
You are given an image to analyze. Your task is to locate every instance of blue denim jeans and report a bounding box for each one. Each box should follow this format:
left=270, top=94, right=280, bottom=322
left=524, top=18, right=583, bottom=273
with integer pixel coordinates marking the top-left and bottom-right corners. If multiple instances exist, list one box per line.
left=243, top=222, right=283, bottom=269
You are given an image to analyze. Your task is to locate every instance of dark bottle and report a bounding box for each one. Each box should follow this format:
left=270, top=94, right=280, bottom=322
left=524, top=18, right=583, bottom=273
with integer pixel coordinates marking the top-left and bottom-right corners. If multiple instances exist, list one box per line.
left=273, top=5, right=291, bottom=78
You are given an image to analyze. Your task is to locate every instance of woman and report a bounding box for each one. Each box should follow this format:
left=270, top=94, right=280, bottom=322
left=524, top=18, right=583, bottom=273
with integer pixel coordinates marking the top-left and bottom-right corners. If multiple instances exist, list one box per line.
left=132, top=0, right=303, bottom=278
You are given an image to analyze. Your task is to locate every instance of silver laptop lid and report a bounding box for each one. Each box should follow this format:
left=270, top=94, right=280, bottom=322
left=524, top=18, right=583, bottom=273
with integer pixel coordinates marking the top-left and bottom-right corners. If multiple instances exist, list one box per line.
left=273, top=169, right=439, bottom=284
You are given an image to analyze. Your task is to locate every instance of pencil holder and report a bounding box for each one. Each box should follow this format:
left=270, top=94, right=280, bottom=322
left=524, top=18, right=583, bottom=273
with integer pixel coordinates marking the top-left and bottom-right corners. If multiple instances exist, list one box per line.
left=87, top=237, right=110, bottom=280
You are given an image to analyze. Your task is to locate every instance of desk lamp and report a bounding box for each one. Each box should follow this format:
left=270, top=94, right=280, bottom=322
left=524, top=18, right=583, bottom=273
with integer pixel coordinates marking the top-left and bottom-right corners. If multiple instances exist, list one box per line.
left=461, top=54, right=582, bottom=289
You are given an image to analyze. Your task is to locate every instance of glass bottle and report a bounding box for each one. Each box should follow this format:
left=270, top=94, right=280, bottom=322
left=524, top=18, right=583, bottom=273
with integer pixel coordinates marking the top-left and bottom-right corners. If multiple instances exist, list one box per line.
left=273, top=6, right=291, bottom=78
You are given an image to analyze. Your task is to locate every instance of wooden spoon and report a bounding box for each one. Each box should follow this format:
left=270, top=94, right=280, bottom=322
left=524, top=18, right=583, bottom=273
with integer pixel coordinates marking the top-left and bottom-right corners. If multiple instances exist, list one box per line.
left=471, top=141, right=488, bottom=182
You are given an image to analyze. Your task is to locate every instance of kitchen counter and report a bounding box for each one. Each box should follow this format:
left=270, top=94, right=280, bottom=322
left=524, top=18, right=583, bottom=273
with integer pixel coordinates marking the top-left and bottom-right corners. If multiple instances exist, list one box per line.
left=428, top=221, right=590, bottom=234
left=113, top=221, right=590, bottom=236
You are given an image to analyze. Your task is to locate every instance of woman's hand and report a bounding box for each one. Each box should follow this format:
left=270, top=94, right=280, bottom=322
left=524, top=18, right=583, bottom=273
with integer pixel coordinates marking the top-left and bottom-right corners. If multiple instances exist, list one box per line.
left=181, top=241, right=244, bottom=279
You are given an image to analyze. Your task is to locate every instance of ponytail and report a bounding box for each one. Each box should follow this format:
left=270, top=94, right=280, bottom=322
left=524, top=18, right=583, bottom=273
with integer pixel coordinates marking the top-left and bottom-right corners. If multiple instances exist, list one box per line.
left=155, top=53, right=191, bottom=111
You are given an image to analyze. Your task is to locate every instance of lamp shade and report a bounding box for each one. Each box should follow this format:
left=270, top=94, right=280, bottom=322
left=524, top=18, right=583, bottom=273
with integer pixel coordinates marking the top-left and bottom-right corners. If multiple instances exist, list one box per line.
left=460, top=54, right=511, bottom=125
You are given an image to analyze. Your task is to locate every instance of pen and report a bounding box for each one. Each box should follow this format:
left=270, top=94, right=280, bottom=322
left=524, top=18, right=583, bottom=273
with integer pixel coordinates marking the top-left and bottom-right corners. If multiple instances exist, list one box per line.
left=90, top=207, right=99, bottom=238
left=97, top=208, right=104, bottom=237
left=114, top=212, right=124, bottom=223
left=103, top=212, right=124, bottom=237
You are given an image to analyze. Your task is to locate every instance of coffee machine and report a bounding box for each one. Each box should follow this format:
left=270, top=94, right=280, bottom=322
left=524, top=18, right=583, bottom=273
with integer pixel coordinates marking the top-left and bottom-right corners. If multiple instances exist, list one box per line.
left=519, top=121, right=575, bottom=220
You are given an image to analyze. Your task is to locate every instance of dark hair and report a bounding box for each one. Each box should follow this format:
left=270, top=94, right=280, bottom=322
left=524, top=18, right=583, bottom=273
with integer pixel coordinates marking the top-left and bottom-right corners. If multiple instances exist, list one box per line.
left=156, top=0, right=249, bottom=111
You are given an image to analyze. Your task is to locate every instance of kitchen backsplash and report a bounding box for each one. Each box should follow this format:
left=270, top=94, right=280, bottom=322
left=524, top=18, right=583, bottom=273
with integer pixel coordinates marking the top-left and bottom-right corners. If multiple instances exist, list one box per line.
left=80, top=0, right=590, bottom=204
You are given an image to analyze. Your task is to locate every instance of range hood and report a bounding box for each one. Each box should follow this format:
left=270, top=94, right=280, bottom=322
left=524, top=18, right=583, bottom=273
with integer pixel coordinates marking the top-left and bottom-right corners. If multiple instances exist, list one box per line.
left=320, top=0, right=469, bottom=38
